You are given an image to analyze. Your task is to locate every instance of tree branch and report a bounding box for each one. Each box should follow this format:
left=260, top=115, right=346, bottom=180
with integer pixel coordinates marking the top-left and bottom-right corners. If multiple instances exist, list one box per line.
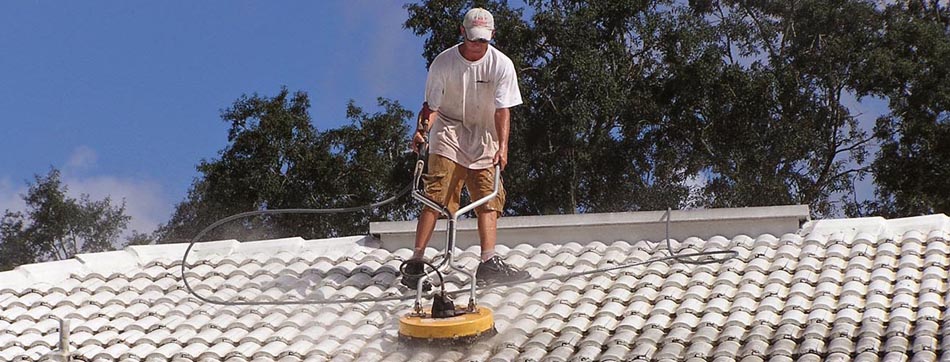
left=716, top=2, right=736, bottom=65
left=829, top=166, right=870, bottom=183
left=834, top=135, right=875, bottom=157
left=53, top=238, right=69, bottom=261
left=739, top=2, right=778, bottom=60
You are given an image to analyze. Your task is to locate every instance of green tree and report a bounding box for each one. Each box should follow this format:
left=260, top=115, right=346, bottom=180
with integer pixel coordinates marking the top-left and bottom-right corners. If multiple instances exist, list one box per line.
left=157, top=88, right=320, bottom=242
left=0, top=168, right=130, bottom=271
left=156, top=88, right=416, bottom=243
left=867, top=0, right=950, bottom=216
left=405, top=0, right=879, bottom=217
left=686, top=0, right=880, bottom=217
left=125, top=230, right=155, bottom=246
left=0, top=213, right=32, bottom=271
left=407, top=1, right=696, bottom=214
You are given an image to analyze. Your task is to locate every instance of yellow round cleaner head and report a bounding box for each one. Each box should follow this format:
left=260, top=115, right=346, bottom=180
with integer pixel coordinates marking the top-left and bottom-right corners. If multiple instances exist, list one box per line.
left=398, top=306, right=495, bottom=345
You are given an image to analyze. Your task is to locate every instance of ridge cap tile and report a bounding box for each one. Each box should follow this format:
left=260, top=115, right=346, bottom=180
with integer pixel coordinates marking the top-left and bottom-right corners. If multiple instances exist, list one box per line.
left=75, top=250, right=140, bottom=276
left=887, top=214, right=950, bottom=235
left=237, top=237, right=307, bottom=257
left=126, top=241, right=197, bottom=264
left=12, top=259, right=85, bottom=290
left=801, top=216, right=888, bottom=242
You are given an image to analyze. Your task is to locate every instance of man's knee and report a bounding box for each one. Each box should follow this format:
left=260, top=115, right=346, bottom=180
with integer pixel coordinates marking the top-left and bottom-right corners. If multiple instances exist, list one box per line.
left=421, top=206, right=442, bottom=217
left=475, top=209, right=501, bottom=221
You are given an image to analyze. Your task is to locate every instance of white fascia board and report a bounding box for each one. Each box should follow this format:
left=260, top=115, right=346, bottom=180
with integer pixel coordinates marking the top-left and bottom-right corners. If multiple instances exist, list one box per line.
left=370, top=205, right=810, bottom=251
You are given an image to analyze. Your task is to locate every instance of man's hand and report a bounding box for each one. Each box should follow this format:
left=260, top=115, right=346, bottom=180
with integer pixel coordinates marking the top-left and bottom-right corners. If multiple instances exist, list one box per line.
left=420, top=102, right=433, bottom=124
left=411, top=102, right=433, bottom=154
left=411, top=130, right=426, bottom=154
left=493, top=147, right=508, bottom=171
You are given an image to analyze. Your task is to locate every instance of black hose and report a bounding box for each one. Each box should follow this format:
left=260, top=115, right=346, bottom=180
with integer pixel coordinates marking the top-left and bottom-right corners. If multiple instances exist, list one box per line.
left=399, top=259, right=446, bottom=294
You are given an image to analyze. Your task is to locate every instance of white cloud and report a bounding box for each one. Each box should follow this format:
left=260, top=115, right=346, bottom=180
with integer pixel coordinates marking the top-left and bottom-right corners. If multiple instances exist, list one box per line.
left=65, top=145, right=98, bottom=172
left=1, top=173, right=171, bottom=238
left=684, top=171, right=708, bottom=190
left=1, top=145, right=173, bottom=241
left=0, top=172, right=170, bottom=251
left=61, top=145, right=172, bottom=237
left=0, top=177, right=27, bottom=215
left=63, top=175, right=171, bottom=238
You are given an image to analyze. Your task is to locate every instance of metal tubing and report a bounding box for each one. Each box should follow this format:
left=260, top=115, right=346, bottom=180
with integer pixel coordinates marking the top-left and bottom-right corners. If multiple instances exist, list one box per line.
left=454, top=165, right=501, bottom=216
left=409, top=160, right=501, bottom=308
left=59, top=318, right=70, bottom=354
left=666, top=207, right=671, bottom=252
left=445, top=165, right=500, bottom=306
left=450, top=263, right=478, bottom=311
left=181, top=149, right=738, bottom=308
left=409, top=158, right=452, bottom=271
left=439, top=219, right=456, bottom=272
left=415, top=273, right=429, bottom=312
left=411, top=162, right=450, bottom=218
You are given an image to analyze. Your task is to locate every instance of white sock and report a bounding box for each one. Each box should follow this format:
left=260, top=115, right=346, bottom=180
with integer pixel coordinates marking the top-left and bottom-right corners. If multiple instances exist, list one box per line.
left=412, top=248, right=425, bottom=260
left=481, top=249, right=496, bottom=262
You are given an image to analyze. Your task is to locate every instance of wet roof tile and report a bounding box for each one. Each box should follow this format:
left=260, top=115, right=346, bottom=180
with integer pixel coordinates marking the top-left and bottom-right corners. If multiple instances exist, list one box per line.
left=1, top=215, right=949, bottom=360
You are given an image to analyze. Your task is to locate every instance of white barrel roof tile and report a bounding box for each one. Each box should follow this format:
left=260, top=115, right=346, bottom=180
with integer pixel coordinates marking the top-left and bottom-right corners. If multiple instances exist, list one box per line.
left=1, top=346, right=29, bottom=361
left=2, top=214, right=949, bottom=360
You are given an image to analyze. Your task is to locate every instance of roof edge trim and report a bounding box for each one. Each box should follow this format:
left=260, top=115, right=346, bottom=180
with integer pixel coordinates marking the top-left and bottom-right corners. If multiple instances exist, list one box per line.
left=370, top=205, right=810, bottom=250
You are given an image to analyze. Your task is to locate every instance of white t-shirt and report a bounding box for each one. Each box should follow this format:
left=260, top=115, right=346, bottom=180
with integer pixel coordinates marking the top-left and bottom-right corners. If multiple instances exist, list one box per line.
left=425, top=43, right=523, bottom=169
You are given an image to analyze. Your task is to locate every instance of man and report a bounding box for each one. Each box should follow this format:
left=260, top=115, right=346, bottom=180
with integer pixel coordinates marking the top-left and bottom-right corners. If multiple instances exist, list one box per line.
left=402, top=8, right=529, bottom=289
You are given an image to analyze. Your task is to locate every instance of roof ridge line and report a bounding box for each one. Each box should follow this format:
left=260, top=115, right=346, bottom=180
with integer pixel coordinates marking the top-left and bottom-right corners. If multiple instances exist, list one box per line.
left=0, top=259, right=85, bottom=292
left=801, top=213, right=950, bottom=244
left=371, top=206, right=811, bottom=251
left=0, top=235, right=372, bottom=292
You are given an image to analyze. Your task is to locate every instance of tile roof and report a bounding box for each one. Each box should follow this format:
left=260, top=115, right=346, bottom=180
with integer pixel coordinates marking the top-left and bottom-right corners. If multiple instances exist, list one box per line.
left=1, top=213, right=949, bottom=361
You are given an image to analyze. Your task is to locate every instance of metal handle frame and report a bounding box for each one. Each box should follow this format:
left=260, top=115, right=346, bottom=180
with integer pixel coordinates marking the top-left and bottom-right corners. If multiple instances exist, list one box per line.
left=180, top=124, right=737, bottom=309
left=410, top=152, right=501, bottom=312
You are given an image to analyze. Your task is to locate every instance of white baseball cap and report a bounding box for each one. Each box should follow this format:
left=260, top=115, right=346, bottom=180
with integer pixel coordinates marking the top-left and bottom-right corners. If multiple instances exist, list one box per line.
left=463, top=8, right=494, bottom=42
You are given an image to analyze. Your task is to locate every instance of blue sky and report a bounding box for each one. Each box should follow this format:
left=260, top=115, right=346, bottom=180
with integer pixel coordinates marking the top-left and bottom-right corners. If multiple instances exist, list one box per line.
left=0, top=1, right=891, bottom=237
left=0, top=1, right=430, bottom=234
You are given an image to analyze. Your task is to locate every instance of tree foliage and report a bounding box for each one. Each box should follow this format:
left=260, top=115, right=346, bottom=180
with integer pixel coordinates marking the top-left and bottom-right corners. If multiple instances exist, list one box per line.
left=155, top=0, right=950, bottom=244
left=867, top=0, right=950, bottom=216
left=686, top=0, right=879, bottom=216
left=0, top=168, right=130, bottom=270
left=405, top=0, right=946, bottom=218
left=155, top=88, right=416, bottom=243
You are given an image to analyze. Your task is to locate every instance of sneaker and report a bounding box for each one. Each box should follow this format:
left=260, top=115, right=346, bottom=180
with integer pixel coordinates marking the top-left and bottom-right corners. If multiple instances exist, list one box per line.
left=476, top=256, right=530, bottom=286
left=400, top=260, right=432, bottom=292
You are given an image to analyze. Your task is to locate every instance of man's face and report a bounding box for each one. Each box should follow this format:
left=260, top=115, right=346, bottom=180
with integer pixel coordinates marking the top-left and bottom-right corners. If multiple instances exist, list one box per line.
left=461, top=27, right=492, bottom=50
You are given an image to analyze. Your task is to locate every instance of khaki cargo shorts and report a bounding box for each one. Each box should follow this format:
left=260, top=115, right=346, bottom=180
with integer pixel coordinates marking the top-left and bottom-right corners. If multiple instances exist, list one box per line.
left=423, top=154, right=505, bottom=216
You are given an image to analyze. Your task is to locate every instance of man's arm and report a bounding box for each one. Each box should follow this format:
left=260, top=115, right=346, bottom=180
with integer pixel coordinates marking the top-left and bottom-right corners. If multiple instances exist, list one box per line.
left=417, top=55, right=444, bottom=153
left=492, top=107, right=510, bottom=170
left=412, top=103, right=439, bottom=154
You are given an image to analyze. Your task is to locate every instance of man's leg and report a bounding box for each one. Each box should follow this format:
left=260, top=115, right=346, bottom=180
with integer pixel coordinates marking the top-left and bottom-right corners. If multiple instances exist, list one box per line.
left=411, top=154, right=463, bottom=259
left=469, top=165, right=505, bottom=260
left=474, top=207, right=528, bottom=284
left=413, top=207, right=441, bottom=260
left=476, top=210, right=498, bottom=262
left=470, top=167, right=528, bottom=285
left=402, top=207, right=440, bottom=291
left=400, top=154, right=463, bottom=290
